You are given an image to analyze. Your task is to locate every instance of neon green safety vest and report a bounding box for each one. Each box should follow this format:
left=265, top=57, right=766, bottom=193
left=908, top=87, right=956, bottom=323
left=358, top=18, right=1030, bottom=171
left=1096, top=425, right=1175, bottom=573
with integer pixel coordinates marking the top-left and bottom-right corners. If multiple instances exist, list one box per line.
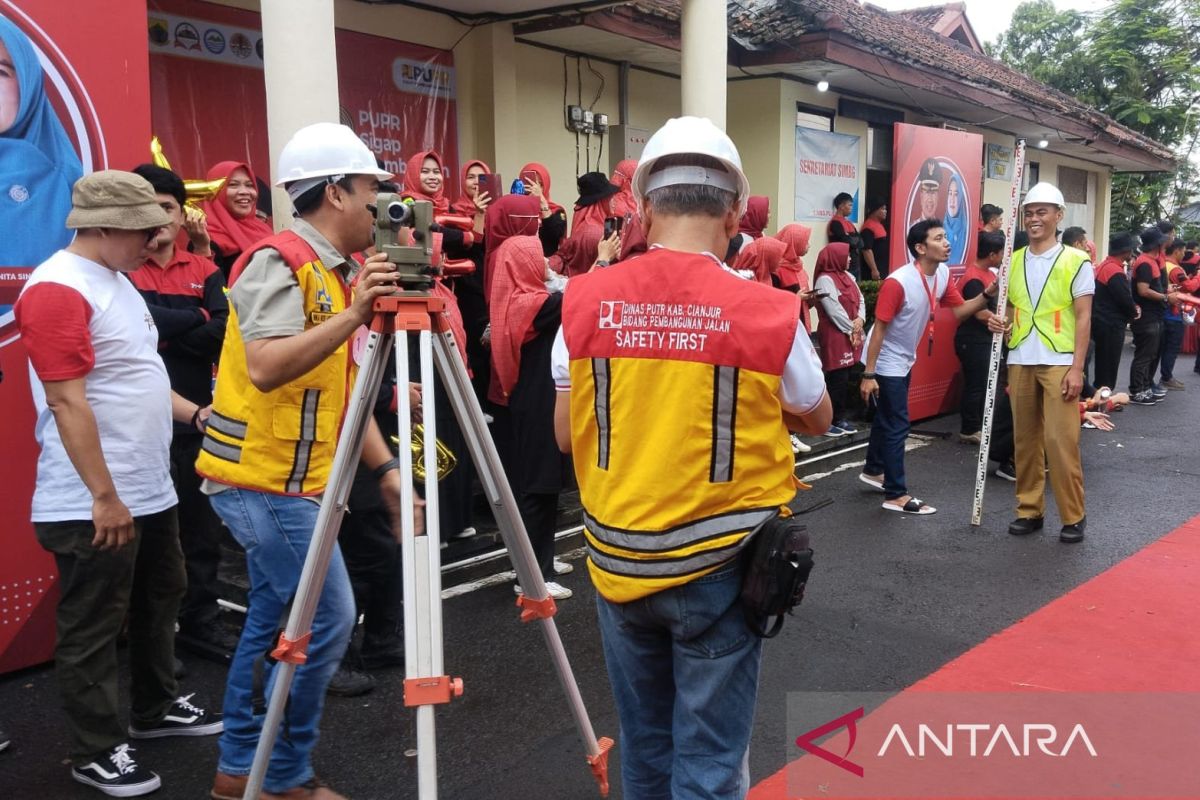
left=1007, top=245, right=1089, bottom=353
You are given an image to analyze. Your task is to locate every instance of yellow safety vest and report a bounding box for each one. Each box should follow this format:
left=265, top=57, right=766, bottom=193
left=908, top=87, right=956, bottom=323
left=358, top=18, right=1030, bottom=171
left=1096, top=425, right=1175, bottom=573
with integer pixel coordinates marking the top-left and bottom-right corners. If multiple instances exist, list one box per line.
left=562, top=249, right=801, bottom=603
left=1007, top=245, right=1088, bottom=353
left=196, top=231, right=356, bottom=496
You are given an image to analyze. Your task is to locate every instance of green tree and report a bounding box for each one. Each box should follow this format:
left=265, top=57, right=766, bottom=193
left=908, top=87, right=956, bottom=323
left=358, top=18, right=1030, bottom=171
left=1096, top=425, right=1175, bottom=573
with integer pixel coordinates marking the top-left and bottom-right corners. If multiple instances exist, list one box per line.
left=990, top=0, right=1200, bottom=233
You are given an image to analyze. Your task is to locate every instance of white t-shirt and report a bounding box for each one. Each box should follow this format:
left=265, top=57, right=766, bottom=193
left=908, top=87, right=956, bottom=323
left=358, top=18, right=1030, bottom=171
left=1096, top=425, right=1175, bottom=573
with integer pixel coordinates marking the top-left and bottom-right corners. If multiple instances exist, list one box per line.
left=864, top=262, right=964, bottom=377
left=1007, top=244, right=1095, bottom=366
left=15, top=251, right=176, bottom=522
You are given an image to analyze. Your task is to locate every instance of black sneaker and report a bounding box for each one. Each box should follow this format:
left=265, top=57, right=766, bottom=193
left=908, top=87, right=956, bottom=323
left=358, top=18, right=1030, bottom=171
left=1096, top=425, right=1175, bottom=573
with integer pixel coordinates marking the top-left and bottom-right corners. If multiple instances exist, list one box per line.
left=1151, top=383, right=1168, bottom=398
left=72, top=743, right=161, bottom=797
left=994, top=461, right=1017, bottom=482
left=129, top=693, right=223, bottom=739
left=326, top=665, right=375, bottom=697
left=1007, top=516, right=1044, bottom=536
left=0, top=724, right=9, bottom=752
left=1129, top=391, right=1157, bottom=406
left=1060, top=516, right=1087, bottom=543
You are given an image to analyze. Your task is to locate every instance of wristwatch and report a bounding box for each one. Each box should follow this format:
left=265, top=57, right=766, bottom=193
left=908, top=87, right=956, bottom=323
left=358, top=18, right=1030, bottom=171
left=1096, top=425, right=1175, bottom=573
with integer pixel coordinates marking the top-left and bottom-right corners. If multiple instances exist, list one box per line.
left=594, top=259, right=611, bottom=268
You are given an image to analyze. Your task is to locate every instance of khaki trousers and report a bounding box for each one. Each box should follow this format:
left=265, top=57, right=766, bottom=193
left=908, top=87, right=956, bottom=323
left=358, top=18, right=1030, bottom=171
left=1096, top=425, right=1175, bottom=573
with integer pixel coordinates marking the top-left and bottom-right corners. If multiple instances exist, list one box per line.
left=1007, top=364, right=1086, bottom=524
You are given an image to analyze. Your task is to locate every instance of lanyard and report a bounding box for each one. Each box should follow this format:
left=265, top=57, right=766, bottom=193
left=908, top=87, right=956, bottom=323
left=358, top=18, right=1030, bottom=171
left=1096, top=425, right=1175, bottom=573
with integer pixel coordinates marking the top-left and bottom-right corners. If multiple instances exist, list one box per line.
left=920, top=270, right=937, bottom=356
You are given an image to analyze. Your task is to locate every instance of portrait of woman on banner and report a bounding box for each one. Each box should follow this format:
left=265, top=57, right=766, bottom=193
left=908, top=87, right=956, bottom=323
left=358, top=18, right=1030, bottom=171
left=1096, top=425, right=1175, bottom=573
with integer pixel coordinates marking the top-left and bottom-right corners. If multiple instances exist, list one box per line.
left=0, top=14, right=83, bottom=267
left=943, top=172, right=969, bottom=265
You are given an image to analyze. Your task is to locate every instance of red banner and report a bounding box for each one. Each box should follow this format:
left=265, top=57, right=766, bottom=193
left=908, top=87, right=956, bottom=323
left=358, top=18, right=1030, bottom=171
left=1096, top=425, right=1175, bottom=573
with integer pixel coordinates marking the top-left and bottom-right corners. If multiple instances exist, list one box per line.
left=147, top=0, right=459, bottom=197
left=0, top=0, right=151, bottom=672
left=889, top=123, right=984, bottom=419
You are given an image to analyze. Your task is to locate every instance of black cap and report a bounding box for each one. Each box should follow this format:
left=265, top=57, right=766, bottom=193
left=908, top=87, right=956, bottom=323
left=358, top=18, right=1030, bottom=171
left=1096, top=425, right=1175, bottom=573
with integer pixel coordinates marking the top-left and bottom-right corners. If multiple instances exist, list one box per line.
left=1139, top=226, right=1165, bottom=251
left=918, top=158, right=941, bottom=190
left=575, top=171, right=620, bottom=208
left=1108, top=231, right=1136, bottom=254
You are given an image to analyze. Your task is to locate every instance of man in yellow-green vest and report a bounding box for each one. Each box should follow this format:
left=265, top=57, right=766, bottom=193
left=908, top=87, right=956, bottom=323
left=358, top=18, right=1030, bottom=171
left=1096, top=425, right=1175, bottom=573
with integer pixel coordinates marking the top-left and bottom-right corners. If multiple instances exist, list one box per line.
left=198, top=123, right=405, bottom=800
left=1004, top=182, right=1095, bottom=544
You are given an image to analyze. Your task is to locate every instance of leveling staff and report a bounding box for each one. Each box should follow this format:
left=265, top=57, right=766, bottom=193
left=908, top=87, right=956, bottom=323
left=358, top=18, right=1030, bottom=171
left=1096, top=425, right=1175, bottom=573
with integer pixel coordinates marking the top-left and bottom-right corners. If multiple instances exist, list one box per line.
left=198, top=123, right=410, bottom=800
left=554, top=117, right=832, bottom=799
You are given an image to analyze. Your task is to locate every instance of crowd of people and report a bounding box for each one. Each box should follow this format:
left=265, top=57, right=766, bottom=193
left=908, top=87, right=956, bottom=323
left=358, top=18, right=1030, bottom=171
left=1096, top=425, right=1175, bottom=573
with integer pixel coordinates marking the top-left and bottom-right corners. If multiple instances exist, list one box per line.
left=10, top=112, right=1199, bottom=799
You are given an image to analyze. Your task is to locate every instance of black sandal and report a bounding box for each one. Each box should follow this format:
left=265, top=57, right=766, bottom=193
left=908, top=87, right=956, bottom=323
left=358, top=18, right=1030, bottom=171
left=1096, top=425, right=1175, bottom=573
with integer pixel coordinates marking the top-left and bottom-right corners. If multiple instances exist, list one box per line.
left=882, top=496, right=937, bottom=515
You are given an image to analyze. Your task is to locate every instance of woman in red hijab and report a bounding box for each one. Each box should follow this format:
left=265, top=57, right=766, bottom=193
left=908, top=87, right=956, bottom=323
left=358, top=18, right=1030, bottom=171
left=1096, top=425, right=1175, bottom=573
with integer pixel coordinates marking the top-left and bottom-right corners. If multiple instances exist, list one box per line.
left=451, top=158, right=493, bottom=231
left=733, top=236, right=788, bottom=286
left=775, top=223, right=819, bottom=332
left=609, top=158, right=638, bottom=219
left=402, top=150, right=451, bottom=215
left=203, top=161, right=273, bottom=276
left=726, top=195, right=769, bottom=261
left=813, top=242, right=866, bottom=437
left=517, top=162, right=567, bottom=256
left=488, top=235, right=574, bottom=599
left=483, top=194, right=542, bottom=300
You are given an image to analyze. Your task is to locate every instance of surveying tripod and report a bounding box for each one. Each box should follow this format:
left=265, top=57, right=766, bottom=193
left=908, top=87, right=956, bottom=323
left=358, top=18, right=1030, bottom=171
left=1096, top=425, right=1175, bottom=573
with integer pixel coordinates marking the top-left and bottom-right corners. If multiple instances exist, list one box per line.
left=243, top=197, right=612, bottom=799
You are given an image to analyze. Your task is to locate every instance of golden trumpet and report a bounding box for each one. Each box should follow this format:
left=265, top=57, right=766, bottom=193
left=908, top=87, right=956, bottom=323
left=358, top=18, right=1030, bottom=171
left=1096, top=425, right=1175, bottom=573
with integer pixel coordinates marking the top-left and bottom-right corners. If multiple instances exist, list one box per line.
left=149, top=135, right=225, bottom=215
left=390, top=425, right=457, bottom=481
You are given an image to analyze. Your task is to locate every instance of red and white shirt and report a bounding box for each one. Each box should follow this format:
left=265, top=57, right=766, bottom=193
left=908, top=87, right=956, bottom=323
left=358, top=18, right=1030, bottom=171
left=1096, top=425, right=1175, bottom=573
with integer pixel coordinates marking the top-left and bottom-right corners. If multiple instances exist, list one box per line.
left=865, top=261, right=964, bottom=377
left=15, top=250, right=176, bottom=522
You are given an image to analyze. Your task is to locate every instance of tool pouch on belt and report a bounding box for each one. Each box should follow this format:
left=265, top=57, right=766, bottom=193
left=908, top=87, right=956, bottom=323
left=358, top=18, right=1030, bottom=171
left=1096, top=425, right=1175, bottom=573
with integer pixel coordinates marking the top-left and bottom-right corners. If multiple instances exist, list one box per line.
left=740, top=511, right=814, bottom=639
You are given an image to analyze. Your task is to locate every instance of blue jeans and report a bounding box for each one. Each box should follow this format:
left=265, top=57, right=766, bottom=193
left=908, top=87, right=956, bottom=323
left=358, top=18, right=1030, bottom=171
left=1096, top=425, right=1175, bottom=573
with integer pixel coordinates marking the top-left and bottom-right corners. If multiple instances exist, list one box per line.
left=208, top=488, right=355, bottom=792
left=864, top=373, right=911, bottom=500
left=595, top=560, right=762, bottom=800
left=1159, top=318, right=1184, bottom=381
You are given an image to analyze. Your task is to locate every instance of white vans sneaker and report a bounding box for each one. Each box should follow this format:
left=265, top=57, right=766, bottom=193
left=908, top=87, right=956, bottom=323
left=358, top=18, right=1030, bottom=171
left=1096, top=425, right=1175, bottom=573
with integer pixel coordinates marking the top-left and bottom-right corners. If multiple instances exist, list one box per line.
left=553, top=558, right=574, bottom=575
left=513, top=581, right=573, bottom=600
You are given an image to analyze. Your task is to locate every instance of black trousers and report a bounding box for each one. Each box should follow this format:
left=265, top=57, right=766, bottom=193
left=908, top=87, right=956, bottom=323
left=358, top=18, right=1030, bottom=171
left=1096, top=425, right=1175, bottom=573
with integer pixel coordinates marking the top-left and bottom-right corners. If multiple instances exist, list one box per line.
left=1091, top=324, right=1126, bottom=391
left=341, top=466, right=403, bottom=656
left=170, top=434, right=226, bottom=629
left=825, top=366, right=851, bottom=422
left=955, top=336, right=991, bottom=435
left=517, top=491, right=558, bottom=581
left=35, top=508, right=185, bottom=764
left=1129, top=319, right=1163, bottom=393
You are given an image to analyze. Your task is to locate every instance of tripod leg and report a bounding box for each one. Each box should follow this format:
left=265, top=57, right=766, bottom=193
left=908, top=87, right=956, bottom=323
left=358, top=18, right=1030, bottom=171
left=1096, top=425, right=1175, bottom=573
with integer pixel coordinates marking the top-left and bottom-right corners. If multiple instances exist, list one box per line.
left=430, top=330, right=613, bottom=796
left=242, top=329, right=393, bottom=800
left=399, top=329, right=450, bottom=799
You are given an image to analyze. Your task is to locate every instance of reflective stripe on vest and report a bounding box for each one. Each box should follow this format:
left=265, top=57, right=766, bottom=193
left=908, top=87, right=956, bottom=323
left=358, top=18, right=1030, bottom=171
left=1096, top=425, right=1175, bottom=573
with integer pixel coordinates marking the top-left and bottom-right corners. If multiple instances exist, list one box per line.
left=1007, top=245, right=1088, bottom=353
left=196, top=231, right=355, bottom=496
left=562, top=249, right=800, bottom=603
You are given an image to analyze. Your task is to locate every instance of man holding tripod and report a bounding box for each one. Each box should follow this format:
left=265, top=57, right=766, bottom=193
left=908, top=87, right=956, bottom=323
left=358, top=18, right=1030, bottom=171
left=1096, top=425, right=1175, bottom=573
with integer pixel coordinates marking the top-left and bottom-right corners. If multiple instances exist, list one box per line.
left=553, top=117, right=832, bottom=799
left=199, top=123, right=410, bottom=800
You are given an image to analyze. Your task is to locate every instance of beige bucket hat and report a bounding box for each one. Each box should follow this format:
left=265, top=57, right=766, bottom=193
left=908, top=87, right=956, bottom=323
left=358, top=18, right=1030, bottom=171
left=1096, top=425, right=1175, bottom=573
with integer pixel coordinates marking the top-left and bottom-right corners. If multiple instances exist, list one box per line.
left=65, top=170, right=172, bottom=231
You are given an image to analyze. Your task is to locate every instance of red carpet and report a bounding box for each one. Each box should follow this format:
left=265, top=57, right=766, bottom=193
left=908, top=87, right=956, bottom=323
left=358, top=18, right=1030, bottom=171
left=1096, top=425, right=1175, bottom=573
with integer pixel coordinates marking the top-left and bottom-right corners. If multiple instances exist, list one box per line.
left=750, top=514, right=1200, bottom=799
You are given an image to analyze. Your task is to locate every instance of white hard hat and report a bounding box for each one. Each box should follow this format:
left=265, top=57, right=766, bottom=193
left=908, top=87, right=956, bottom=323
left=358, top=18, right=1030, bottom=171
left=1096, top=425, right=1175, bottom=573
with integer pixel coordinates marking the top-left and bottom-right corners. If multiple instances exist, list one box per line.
left=274, top=122, right=392, bottom=192
left=1023, top=181, right=1065, bottom=208
left=632, top=116, right=751, bottom=217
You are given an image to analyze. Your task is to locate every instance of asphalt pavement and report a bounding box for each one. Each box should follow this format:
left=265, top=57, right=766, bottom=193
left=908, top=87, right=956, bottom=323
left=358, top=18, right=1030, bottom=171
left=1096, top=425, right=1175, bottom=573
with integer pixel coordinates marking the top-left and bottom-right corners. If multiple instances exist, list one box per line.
left=2, top=367, right=1197, bottom=800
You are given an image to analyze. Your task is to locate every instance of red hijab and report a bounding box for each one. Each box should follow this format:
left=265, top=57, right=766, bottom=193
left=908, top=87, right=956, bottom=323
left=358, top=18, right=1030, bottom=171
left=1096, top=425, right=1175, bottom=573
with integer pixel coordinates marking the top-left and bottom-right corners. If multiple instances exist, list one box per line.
left=773, top=224, right=813, bottom=291
left=734, top=237, right=788, bottom=286
left=610, top=158, right=638, bottom=218
left=518, top=162, right=564, bottom=215
left=488, top=235, right=549, bottom=404
left=203, top=161, right=273, bottom=257
left=402, top=150, right=450, bottom=215
left=483, top=194, right=541, bottom=299
left=737, top=196, right=769, bottom=238
left=451, top=159, right=491, bottom=218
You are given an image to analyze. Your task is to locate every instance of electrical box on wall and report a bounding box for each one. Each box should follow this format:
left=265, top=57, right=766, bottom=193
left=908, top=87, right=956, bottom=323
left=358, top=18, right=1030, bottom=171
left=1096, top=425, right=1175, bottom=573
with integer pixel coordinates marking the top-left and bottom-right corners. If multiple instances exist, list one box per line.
left=608, top=124, right=650, bottom=172
left=565, top=104, right=585, bottom=132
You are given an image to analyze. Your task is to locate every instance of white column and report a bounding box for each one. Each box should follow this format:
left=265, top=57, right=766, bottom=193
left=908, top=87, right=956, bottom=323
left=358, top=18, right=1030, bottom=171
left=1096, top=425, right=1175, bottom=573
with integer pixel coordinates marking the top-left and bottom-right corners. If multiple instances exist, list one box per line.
left=680, top=0, right=727, bottom=130
left=260, top=0, right=341, bottom=229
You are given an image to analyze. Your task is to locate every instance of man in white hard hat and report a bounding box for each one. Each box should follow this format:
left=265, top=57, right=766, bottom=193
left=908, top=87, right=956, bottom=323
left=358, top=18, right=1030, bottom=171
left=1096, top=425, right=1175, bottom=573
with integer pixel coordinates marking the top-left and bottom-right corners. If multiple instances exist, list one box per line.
left=1003, top=182, right=1094, bottom=543
left=552, top=116, right=832, bottom=798
left=200, top=122, right=409, bottom=800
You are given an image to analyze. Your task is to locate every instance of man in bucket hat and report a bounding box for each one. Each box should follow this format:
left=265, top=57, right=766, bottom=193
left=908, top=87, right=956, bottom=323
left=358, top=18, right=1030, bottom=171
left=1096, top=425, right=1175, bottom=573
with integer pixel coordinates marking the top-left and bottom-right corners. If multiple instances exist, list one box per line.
left=14, top=170, right=223, bottom=798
